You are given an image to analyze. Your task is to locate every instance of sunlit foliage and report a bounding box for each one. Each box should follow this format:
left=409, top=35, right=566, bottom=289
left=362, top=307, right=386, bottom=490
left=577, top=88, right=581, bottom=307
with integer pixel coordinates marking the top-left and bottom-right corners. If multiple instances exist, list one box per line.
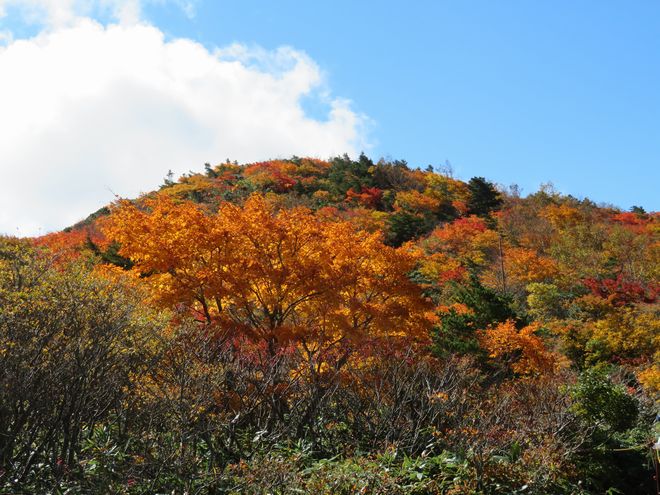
left=9, top=155, right=657, bottom=494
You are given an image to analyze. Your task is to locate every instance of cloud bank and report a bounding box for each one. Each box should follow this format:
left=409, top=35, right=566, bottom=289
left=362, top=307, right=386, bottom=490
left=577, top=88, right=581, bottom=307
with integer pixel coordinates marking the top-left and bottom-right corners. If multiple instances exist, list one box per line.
left=0, top=1, right=369, bottom=235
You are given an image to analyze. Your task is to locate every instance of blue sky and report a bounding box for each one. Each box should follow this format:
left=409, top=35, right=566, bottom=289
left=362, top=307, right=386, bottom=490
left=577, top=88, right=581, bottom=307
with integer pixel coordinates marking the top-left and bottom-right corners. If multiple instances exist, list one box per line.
left=144, top=0, right=660, bottom=210
left=0, top=0, right=658, bottom=234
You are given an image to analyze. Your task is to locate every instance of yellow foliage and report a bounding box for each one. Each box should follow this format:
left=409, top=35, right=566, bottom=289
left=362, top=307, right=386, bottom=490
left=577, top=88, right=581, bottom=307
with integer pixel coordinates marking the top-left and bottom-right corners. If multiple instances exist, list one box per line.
left=417, top=252, right=467, bottom=284
left=394, top=190, right=441, bottom=213
left=504, top=247, right=558, bottom=285
left=159, top=174, right=214, bottom=198
left=425, top=216, right=499, bottom=267
left=424, top=173, right=469, bottom=204
left=541, top=204, right=582, bottom=230
left=637, top=364, right=660, bottom=395
left=344, top=207, right=389, bottom=233
left=591, top=306, right=659, bottom=359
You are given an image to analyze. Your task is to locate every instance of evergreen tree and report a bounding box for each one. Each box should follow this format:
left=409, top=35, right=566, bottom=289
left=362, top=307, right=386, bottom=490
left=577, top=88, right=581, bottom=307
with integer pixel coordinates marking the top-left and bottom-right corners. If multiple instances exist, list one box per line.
left=466, top=176, right=503, bottom=217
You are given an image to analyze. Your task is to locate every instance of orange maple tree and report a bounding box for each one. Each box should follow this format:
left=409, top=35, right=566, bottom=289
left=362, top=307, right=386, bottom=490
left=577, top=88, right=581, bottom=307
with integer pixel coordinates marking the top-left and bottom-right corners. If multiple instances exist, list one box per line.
left=104, top=194, right=432, bottom=366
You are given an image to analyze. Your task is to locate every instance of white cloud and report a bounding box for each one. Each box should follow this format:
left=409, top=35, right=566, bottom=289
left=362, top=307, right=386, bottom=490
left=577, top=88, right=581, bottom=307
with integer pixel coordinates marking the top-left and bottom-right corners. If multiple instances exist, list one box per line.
left=0, top=0, right=142, bottom=26
left=0, top=29, right=12, bottom=44
left=0, top=3, right=369, bottom=236
left=164, top=0, right=196, bottom=19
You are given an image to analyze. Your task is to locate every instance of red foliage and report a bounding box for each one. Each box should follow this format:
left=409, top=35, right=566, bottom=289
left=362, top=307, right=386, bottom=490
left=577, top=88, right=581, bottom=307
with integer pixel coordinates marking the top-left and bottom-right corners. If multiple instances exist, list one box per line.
left=432, top=216, right=488, bottom=241
left=583, top=274, right=657, bottom=306
left=437, top=266, right=468, bottom=283
left=611, top=212, right=649, bottom=226
left=609, top=211, right=659, bottom=234
left=316, top=206, right=342, bottom=221
left=346, top=186, right=384, bottom=208
left=244, top=160, right=298, bottom=192
left=33, top=225, right=106, bottom=260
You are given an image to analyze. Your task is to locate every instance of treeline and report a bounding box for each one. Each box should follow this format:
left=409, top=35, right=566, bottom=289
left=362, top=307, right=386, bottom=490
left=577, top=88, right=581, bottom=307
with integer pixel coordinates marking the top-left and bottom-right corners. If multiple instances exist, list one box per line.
left=1, top=155, right=657, bottom=493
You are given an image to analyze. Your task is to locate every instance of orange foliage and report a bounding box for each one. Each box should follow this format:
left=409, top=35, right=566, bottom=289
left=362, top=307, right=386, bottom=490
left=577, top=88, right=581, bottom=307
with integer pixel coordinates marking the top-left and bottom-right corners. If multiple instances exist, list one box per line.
left=480, top=320, right=556, bottom=375
left=243, top=159, right=330, bottom=193
left=394, top=190, right=441, bottom=213
left=426, top=216, right=498, bottom=266
left=104, top=194, right=432, bottom=361
left=540, top=204, right=582, bottom=230
left=346, top=186, right=384, bottom=208
left=34, top=226, right=106, bottom=260
left=610, top=211, right=655, bottom=227
left=342, top=207, right=388, bottom=232
left=451, top=199, right=469, bottom=216
left=503, top=247, right=558, bottom=285
left=432, top=215, right=487, bottom=242
left=417, top=252, right=468, bottom=285
left=244, top=160, right=299, bottom=192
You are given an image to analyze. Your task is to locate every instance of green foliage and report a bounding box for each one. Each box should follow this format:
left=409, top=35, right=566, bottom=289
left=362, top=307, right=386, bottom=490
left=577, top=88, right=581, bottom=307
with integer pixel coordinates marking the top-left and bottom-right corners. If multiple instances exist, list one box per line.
left=467, top=177, right=502, bottom=217
left=569, top=369, right=655, bottom=495
left=434, top=274, right=520, bottom=357
left=86, top=238, right=134, bottom=269
left=371, top=159, right=420, bottom=192
left=204, top=161, right=217, bottom=178
left=571, top=368, right=638, bottom=432
left=326, top=153, right=375, bottom=197
left=385, top=210, right=435, bottom=246
left=526, top=282, right=566, bottom=321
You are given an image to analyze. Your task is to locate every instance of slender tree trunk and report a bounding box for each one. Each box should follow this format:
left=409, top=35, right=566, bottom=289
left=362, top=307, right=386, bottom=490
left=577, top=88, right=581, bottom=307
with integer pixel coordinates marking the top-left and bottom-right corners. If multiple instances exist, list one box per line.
left=498, top=233, right=507, bottom=294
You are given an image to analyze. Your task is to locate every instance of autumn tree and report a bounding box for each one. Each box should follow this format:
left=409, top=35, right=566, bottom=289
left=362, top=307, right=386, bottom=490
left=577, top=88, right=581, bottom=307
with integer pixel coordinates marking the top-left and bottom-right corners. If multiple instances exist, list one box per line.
left=105, top=194, right=432, bottom=425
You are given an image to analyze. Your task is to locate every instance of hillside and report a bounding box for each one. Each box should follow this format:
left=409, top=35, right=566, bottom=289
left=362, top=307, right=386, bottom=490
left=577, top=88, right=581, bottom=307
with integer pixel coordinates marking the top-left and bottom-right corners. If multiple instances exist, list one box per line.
left=2, top=154, right=658, bottom=494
